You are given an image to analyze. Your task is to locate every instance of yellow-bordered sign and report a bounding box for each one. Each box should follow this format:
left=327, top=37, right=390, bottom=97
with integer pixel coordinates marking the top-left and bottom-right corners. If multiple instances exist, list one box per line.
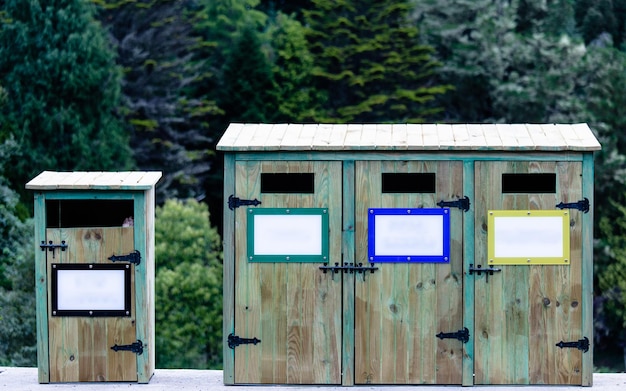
left=488, top=210, right=570, bottom=265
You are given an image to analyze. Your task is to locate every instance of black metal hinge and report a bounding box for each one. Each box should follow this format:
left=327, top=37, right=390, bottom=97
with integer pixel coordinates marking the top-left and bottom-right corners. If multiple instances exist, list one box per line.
left=437, top=196, right=470, bottom=212
left=228, top=195, right=261, bottom=210
left=108, top=250, right=141, bottom=265
left=40, top=240, right=68, bottom=259
left=228, top=333, right=261, bottom=349
left=556, top=198, right=590, bottom=213
left=111, top=340, right=143, bottom=355
left=436, top=327, right=470, bottom=343
left=556, top=337, right=589, bottom=353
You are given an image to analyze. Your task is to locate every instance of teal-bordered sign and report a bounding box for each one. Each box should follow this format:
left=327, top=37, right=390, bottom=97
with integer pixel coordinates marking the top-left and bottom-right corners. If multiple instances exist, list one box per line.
left=247, top=208, right=329, bottom=262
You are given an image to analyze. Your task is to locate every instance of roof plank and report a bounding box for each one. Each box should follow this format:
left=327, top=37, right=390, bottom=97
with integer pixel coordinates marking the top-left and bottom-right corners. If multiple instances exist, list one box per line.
left=26, top=171, right=162, bottom=190
left=216, top=123, right=601, bottom=152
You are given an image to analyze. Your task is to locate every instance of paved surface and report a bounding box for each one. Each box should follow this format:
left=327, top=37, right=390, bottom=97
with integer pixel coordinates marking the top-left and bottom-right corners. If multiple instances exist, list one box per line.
left=1, top=367, right=625, bottom=390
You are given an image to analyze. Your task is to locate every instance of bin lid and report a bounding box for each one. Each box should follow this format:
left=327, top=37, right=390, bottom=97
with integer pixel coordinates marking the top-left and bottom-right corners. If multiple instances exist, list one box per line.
left=216, top=123, right=601, bottom=152
left=25, top=171, right=162, bottom=190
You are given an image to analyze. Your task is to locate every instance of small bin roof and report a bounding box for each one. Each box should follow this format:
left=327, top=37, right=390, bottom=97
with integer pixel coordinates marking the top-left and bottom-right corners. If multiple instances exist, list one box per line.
left=25, top=171, right=162, bottom=190
left=217, top=123, right=601, bottom=152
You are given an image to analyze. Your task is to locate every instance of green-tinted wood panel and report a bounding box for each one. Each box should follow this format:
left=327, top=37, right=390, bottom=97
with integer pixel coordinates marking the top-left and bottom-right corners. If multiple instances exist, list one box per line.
left=234, top=161, right=342, bottom=385
left=354, top=161, right=464, bottom=385
left=474, top=161, right=583, bottom=385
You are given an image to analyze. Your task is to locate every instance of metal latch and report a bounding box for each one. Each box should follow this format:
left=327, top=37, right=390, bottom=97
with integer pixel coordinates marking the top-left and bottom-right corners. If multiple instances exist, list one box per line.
left=228, top=333, right=261, bottom=349
left=469, top=264, right=501, bottom=283
left=437, top=196, right=470, bottom=212
left=40, top=240, right=68, bottom=258
left=108, top=250, right=141, bottom=265
left=319, top=262, right=379, bottom=280
left=111, top=340, right=143, bottom=355
left=228, top=195, right=261, bottom=210
left=436, top=327, right=469, bottom=343
left=556, top=198, right=589, bottom=213
left=556, top=337, right=589, bottom=353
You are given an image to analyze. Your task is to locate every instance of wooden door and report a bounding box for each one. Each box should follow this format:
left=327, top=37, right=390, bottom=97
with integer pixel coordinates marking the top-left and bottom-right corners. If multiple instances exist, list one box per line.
left=354, top=161, right=464, bottom=384
left=233, top=161, right=342, bottom=384
left=474, top=161, right=584, bottom=384
left=47, top=227, right=137, bottom=382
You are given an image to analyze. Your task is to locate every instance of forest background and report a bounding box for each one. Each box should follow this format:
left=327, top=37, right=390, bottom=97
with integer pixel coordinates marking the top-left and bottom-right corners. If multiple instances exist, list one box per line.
left=1, top=0, right=626, bottom=371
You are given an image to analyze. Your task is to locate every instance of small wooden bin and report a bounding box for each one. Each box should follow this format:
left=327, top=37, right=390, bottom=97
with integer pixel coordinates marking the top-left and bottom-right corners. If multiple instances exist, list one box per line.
left=26, top=171, right=161, bottom=383
left=218, top=123, right=600, bottom=387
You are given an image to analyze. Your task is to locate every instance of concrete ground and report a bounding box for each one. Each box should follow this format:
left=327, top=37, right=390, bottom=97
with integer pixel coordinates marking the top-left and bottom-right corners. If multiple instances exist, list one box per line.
left=1, top=368, right=625, bottom=391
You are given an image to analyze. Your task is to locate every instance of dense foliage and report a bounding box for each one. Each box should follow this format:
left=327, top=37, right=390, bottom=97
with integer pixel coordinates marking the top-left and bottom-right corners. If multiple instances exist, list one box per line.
left=96, top=0, right=220, bottom=201
left=0, top=138, right=35, bottom=366
left=1, top=0, right=626, bottom=370
left=154, top=199, right=223, bottom=369
left=0, top=0, right=132, bottom=199
left=304, top=0, right=451, bottom=122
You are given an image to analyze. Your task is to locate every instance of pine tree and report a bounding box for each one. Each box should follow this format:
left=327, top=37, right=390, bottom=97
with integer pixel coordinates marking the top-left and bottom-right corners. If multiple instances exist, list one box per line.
left=0, top=0, right=132, bottom=195
left=304, top=0, right=451, bottom=123
left=221, top=27, right=277, bottom=123
left=96, top=0, right=220, bottom=201
left=266, top=12, right=322, bottom=122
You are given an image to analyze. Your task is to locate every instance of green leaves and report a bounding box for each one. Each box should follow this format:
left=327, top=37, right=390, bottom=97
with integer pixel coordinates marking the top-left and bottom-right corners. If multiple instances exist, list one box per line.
left=154, top=199, right=223, bottom=369
left=0, top=139, right=35, bottom=366
left=305, top=0, right=450, bottom=122
left=0, top=0, right=132, bottom=199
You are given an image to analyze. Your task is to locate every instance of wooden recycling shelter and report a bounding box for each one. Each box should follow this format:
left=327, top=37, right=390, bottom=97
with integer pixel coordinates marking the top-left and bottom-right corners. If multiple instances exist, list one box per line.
left=217, top=123, right=600, bottom=387
left=26, top=171, right=161, bottom=383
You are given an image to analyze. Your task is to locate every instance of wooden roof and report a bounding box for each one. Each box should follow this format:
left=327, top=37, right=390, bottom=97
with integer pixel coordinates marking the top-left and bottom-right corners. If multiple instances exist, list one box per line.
left=25, top=171, right=162, bottom=190
left=217, top=123, right=601, bottom=152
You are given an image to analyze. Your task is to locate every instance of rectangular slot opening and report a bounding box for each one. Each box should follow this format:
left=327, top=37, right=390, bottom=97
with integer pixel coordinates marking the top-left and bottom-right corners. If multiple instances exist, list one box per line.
left=502, top=173, right=556, bottom=193
left=51, top=263, right=131, bottom=317
left=261, top=173, right=314, bottom=194
left=46, top=199, right=134, bottom=228
left=382, top=173, right=436, bottom=193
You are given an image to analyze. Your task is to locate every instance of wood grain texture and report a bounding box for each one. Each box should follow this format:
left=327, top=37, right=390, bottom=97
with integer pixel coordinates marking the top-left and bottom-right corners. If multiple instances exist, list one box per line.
left=354, top=161, right=464, bottom=385
left=26, top=171, right=161, bottom=190
left=474, top=161, right=583, bottom=385
left=581, top=153, right=594, bottom=386
left=34, top=193, right=50, bottom=383
left=222, top=154, right=236, bottom=385
left=461, top=160, right=475, bottom=386
left=47, top=227, right=136, bottom=382
left=216, top=123, right=601, bottom=152
left=234, top=161, right=342, bottom=385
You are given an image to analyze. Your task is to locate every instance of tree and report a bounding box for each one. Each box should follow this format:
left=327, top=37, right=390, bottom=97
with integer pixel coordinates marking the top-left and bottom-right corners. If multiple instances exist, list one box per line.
left=154, top=199, right=223, bottom=368
left=0, top=0, right=132, bottom=199
left=304, top=0, right=451, bottom=123
left=221, top=26, right=277, bottom=123
left=0, top=137, right=36, bottom=366
left=266, top=12, right=322, bottom=122
left=575, top=0, right=621, bottom=46
left=96, top=0, right=220, bottom=202
left=413, top=0, right=590, bottom=123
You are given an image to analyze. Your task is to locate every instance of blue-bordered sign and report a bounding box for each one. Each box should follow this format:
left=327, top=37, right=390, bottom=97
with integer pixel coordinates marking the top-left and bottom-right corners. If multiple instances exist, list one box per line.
left=368, top=208, right=450, bottom=263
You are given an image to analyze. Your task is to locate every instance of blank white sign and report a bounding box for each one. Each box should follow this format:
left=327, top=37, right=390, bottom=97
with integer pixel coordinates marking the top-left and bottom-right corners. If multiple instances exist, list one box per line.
left=253, top=214, right=322, bottom=255
left=374, top=214, right=444, bottom=256
left=493, top=216, right=564, bottom=258
left=56, top=269, right=126, bottom=311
